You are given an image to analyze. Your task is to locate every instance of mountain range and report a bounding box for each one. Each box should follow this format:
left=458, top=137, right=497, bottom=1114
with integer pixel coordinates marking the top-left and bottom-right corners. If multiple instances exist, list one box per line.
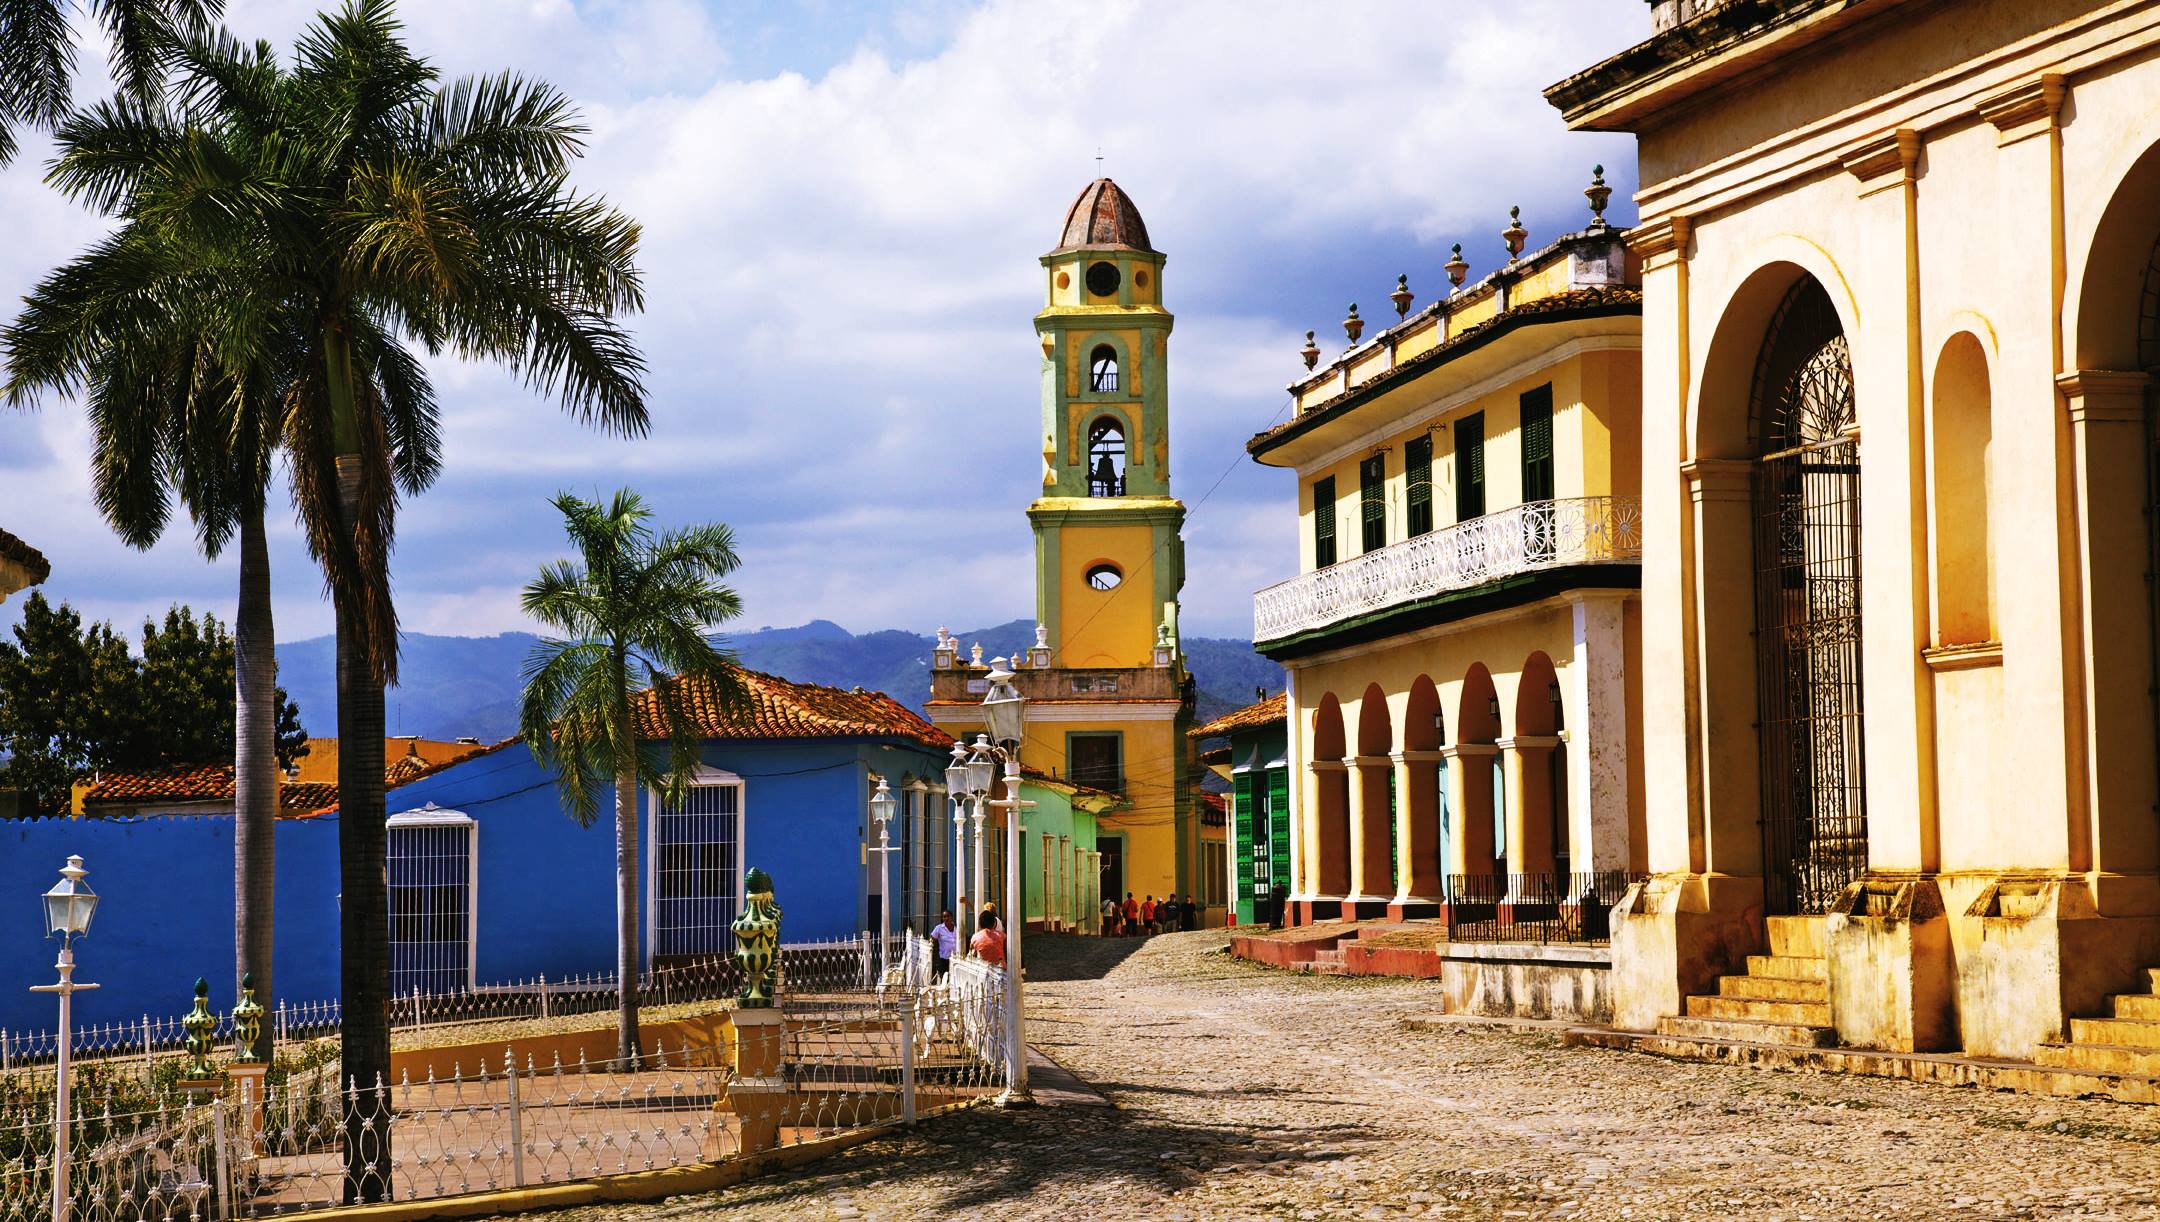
left=275, top=620, right=1282, bottom=744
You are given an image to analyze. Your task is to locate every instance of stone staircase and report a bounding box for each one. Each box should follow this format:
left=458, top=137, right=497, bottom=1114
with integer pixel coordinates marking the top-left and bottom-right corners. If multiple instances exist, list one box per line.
left=1307, top=946, right=1347, bottom=974
left=2037, top=967, right=2160, bottom=1074
left=1655, top=915, right=1836, bottom=1047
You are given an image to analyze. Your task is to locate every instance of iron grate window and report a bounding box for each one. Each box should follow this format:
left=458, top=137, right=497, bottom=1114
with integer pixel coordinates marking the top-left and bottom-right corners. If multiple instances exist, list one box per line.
left=1454, top=412, right=1486, bottom=522
left=1070, top=733, right=1123, bottom=793
left=1312, top=476, right=1337, bottom=568
left=1360, top=453, right=1387, bottom=553
left=1406, top=434, right=1433, bottom=537
left=388, top=817, right=474, bottom=998
left=1520, top=385, right=1554, bottom=503
left=654, top=782, right=742, bottom=959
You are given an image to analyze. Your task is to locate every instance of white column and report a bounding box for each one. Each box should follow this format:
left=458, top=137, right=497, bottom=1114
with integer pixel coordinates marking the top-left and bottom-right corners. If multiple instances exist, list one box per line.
left=1284, top=667, right=1307, bottom=900
left=1568, top=595, right=1633, bottom=874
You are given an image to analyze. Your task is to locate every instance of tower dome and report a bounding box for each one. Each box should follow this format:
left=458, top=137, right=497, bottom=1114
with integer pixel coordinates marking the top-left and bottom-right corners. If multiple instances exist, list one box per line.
left=1054, top=178, right=1154, bottom=253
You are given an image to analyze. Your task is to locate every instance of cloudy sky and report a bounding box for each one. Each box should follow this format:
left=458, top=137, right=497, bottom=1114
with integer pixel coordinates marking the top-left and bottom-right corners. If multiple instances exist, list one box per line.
left=0, top=0, right=1647, bottom=645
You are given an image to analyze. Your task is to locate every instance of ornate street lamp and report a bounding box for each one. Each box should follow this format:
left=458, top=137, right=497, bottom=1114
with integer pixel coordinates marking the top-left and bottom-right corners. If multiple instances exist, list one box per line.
left=869, top=778, right=898, bottom=983
left=946, top=744, right=973, bottom=938
left=32, top=856, right=101, bottom=1222
left=976, top=659, right=1034, bottom=1105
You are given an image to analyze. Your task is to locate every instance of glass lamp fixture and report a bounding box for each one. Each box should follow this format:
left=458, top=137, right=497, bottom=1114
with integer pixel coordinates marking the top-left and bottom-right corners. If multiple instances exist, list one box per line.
left=869, top=777, right=896, bottom=834
left=43, top=856, right=97, bottom=940
left=945, top=743, right=970, bottom=799
left=982, top=658, right=1026, bottom=749
left=966, top=736, right=996, bottom=797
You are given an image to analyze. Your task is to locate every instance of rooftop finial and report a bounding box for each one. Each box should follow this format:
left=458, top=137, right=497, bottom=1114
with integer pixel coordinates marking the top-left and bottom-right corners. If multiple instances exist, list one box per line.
left=1300, top=329, right=1320, bottom=371
left=1503, top=206, right=1528, bottom=262
left=1585, top=164, right=1612, bottom=228
left=1445, top=243, right=1468, bottom=289
left=1390, top=274, right=1414, bottom=320
left=1343, top=304, right=1364, bottom=345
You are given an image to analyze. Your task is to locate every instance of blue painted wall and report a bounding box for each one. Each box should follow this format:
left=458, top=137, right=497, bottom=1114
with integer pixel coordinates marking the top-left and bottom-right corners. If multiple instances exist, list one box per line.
left=0, top=734, right=947, bottom=1033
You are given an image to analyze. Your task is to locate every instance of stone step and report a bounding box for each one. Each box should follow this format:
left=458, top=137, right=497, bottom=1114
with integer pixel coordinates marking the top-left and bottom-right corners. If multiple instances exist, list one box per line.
left=2070, top=1017, right=2160, bottom=1049
left=1765, top=915, right=1827, bottom=959
left=1684, top=993, right=1833, bottom=1026
left=2036, top=1041, right=2160, bottom=1076
left=2115, top=993, right=2160, bottom=1020
left=1655, top=1014, right=1838, bottom=1047
left=1745, top=954, right=1828, bottom=981
left=1717, top=974, right=1829, bottom=1003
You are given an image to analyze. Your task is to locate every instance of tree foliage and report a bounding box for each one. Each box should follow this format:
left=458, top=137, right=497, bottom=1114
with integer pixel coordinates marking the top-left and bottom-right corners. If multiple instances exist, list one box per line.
left=0, top=591, right=306, bottom=812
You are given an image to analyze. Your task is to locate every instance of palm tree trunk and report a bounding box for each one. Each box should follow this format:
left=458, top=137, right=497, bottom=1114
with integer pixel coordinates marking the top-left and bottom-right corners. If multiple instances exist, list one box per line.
left=233, top=503, right=277, bottom=1063
left=615, top=753, right=643, bottom=1062
left=332, top=455, right=391, bottom=1205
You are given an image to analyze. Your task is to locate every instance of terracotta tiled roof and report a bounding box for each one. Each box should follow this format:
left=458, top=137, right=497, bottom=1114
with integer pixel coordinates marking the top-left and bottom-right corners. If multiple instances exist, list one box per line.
left=81, top=739, right=502, bottom=819
left=633, top=668, right=953, bottom=751
left=1248, top=286, right=1643, bottom=458
left=0, top=527, right=50, bottom=583
left=1019, top=765, right=1121, bottom=802
left=1190, top=692, right=1287, bottom=739
left=1053, top=178, right=1153, bottom=253
left=1198, top=790, right=1229, bottom=828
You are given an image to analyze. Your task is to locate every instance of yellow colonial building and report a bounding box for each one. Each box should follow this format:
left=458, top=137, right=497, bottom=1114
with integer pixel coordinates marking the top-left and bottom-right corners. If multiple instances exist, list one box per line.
left=929, top=179, right=1206, bottom=916
left=1549, top=0, right=2160, bottom=1066
left=1250, top=189, right=1647, bottom=930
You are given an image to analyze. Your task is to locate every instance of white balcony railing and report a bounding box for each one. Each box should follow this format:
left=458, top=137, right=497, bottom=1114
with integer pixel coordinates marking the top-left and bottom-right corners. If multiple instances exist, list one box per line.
left=1253, top=495, right=1643, bottom=642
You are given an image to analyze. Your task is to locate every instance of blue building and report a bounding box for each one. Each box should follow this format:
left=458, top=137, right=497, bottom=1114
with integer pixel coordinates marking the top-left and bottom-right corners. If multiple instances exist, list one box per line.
left=0, top=669, right=954, bottom=1032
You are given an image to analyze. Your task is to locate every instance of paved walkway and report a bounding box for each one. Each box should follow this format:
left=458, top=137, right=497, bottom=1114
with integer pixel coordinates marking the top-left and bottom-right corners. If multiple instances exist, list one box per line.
left=550, top=931, right=2160, bottom=1220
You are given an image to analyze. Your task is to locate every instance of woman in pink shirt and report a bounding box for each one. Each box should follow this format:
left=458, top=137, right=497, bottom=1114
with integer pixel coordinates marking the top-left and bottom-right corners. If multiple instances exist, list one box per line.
left=969, top=909, right=1006, bottom=967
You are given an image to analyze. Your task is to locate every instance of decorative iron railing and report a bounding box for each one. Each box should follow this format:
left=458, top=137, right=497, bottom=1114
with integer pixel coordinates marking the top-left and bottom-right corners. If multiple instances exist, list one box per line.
left=1253, top=496, right=1643, bottom=642
left=1441, top=870, right=1640, bottom=945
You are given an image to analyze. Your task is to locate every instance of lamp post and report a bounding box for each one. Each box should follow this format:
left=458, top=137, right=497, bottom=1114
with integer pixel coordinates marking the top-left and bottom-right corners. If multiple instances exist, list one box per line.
left=977, top=658, right=1033, bottom=1106
left=965, top=736, right=994, bottom=922
left=870, top=778, right=898, bottom=984
left=31, top=855, right=100, bottom=1222
left=946, top=745, right=972, bottom=940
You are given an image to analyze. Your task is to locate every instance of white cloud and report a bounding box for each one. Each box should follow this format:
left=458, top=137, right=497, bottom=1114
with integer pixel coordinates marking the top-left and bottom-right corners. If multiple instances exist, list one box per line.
left=0, top=0, right=1647, bottom=653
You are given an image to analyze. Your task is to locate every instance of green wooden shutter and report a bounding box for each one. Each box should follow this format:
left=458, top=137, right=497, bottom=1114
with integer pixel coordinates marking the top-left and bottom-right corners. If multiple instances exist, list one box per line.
left=1244, top=777, right=1261, bottom=928
left=1405, top=435, right=1433, bottom=536
left=1267, top=767, right=1292, bottom=911
left=1312, top=476, right=1337, bottom=568
left=1520, top=385, right=1554, bottom=503
left=1360, top=453, right=1387, bottom=553
left=1455, top=412, right=1485, bottom=522
left=1387, top=768, right=1399, bottom=882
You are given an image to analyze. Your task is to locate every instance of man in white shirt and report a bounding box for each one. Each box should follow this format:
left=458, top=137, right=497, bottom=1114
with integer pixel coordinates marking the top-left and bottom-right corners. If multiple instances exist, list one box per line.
left=929, top=909, right=958, bottom=978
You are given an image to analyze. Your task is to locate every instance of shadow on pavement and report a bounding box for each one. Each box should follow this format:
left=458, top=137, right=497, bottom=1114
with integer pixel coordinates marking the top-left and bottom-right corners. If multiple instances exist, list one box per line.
left=1020, top=931, right=1155, bottom=981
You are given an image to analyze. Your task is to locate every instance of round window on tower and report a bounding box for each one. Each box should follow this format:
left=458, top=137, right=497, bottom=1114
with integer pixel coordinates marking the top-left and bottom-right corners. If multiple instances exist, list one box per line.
left=1085, top=260, right=1121, bottom=298
left=1086, top=563, right=1123, bottom=591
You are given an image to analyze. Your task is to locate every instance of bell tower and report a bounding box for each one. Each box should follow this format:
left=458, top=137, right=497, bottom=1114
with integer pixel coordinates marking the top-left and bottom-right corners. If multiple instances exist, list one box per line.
left=1031, top=178, right=1186, bottom=667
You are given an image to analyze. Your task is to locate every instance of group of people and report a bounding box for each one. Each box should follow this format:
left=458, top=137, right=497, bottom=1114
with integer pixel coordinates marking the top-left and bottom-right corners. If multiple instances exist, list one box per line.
left=1102, top=891, right=1198, bottom=937
left=927, top=904, right=1005, bottom=978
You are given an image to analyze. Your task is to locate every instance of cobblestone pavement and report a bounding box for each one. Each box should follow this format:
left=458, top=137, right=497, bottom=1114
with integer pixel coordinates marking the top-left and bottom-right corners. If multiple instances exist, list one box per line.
left=550, top=932, right=2160, bottom=1221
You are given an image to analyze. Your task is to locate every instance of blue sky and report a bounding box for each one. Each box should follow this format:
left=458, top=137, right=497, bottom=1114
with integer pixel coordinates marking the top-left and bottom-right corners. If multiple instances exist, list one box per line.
left=0, top=0, right=1648, bottom=644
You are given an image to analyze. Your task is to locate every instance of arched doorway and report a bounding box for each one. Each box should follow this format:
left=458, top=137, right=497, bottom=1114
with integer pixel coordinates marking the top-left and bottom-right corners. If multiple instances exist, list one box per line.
left=1353, top=684, right=1395, bottom=907
left=1457, top=665, right=1503, bottom=877
left=1515, top=653, right=1564, bottom=878
left=1404, top=676, right=1445, bottom=906
left=1750, top=276, right=1867, bottom=914
left=1309, top=695, right=1351, bottom=909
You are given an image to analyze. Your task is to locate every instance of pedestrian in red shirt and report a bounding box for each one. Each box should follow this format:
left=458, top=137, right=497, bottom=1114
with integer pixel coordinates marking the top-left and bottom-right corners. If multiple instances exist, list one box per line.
left=969, top=910, right=1006, bottom=967
left=1141, top=895, right=1157, bottom=934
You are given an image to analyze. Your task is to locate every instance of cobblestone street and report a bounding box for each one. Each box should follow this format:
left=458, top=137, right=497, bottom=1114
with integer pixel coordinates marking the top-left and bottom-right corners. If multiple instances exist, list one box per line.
left=554, top=932, right=2160, bottom=1221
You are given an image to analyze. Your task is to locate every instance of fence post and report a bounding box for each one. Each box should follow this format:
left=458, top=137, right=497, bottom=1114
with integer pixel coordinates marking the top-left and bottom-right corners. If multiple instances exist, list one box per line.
left=505, top=1049, right=527, bottom=1188
left=1, top=1028, right=9, bottom=1073
left=211, top=1096, right=232, bottom=1221
left=276, top=1000, right=286, bottom=1046
left=899, top=996, right=917, bottom=1127
left=538, top=974, right=550, bottom=1019
left=412, top=989, right=424, bottom=1031
left=143, top=1014, right=154, bottom=1079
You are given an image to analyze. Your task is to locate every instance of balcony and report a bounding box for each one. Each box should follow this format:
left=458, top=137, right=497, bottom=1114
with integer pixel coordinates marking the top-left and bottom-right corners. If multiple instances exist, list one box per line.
left=1253, top=496, right=1642, bottom=643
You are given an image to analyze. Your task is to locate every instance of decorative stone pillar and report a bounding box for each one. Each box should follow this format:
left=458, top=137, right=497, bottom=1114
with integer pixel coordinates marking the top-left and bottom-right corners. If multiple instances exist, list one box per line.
left=1345, top=754, right=1393, bottom=918
left=1499, top=736, right=1561, bottom=887
left=1442, top=743, right=1497, bottom=878
left=1304, top=758, right=1349, bottom=920
left=1389, top=750, right=1445, bottom=918
left=1567, top=594, right=1633, bottom=874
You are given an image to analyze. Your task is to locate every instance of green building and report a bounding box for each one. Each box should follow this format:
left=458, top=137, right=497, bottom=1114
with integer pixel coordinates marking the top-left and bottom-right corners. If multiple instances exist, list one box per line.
left=1193, top=695, right=1290, bottom=927
left=1017, top=774, right=1121, bottom=932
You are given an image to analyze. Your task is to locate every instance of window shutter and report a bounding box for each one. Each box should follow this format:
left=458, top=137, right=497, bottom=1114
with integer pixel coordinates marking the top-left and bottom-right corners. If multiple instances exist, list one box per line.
left=1360, top=454, right=1387, bottom=553
left=1405, top=435, right=1433, bottom=536
left=1233, top=772, right=1257, bottom=922
left=1312, top=476, right=1337, bottom=568
left=1455, top=412, right=1486, bottom=522
left=1266, top=767, right=1292, bottom=898
left=1520, top=385, right=1554, bottom=503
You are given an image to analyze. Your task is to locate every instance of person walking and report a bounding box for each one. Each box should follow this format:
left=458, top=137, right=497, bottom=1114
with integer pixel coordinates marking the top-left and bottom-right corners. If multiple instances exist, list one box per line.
left=1122, top=892, right=1139, bottom=936
left=929, top=909, right=958, bottom=978
left=1159, top=894, right=1179, bottom=934
left=1141, top=894, right=1158, bottom=935
left=1183, top=893, right=1199, bottom=932
left=969, top=909, right=1006, bottom=967
left=1101, top=895, right=1119, bottom=937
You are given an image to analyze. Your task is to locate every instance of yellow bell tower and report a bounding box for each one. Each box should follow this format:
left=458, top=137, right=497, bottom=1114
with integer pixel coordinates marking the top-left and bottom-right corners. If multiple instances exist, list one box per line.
left=1032, top=178, right=1186, bottom=663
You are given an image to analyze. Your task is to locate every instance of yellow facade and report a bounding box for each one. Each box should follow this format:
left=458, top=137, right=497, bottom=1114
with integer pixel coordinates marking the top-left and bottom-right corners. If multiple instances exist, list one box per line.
left=1550, top=0, right=2160, bottom=1061
left=930, top=178, right=1202, bottom=918
left=1251, top=209, right=1646, bottom=922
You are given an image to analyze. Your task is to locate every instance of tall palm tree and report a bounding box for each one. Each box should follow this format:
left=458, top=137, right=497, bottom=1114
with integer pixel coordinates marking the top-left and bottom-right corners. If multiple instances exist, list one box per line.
left=3, top=285, right=294, bottom=1062
left=520, top=490, right=745, bottom=1061
left=0, top=0, right=220, bottom=164
left=13, top=3, right=647, bottom=1197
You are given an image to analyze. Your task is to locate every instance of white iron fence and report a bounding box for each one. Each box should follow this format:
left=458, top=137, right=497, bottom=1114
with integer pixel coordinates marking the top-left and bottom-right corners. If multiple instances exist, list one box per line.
left=1252, top=495, right=1644, bottom=641
left=0, top=940, right=1014, bottom=1219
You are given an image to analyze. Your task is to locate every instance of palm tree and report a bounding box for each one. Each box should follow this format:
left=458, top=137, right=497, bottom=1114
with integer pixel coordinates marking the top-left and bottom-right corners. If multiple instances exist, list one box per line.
left=11, top=3, right=647, bottom=1197
left=520, top=490, right=745, bottom=1061
left=0, top=0, right=221, bottom=164
left=3, top=287, right=293, bottom=1062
